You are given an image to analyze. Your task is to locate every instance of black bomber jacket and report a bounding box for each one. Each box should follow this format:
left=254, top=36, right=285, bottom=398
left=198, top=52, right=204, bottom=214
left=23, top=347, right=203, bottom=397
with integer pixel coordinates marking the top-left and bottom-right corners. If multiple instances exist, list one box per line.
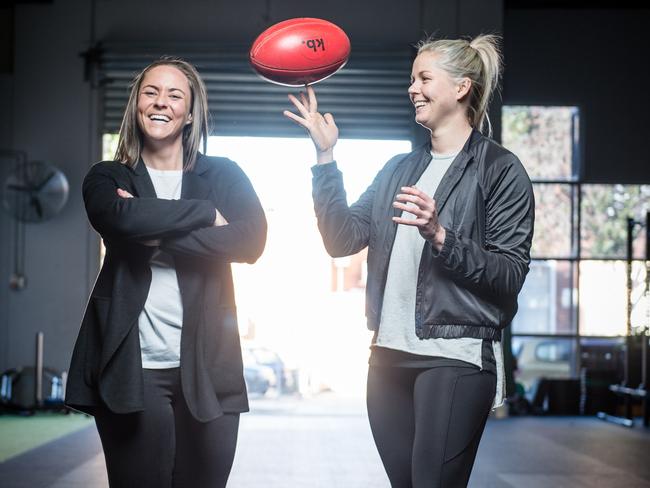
left=311, top=129, right=535, bottom=341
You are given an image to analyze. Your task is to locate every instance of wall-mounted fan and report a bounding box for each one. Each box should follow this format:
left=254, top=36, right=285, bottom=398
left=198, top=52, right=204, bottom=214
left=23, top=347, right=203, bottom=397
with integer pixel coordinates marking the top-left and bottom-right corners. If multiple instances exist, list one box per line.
left=1, top=158, right=69, bottom=290
left=2, top=160, right=69, bottom=222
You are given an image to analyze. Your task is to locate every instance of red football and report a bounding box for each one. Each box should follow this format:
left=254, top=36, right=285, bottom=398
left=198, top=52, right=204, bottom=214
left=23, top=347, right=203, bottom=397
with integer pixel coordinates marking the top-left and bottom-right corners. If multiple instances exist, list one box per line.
left=250, top=18, right=351, bottom=87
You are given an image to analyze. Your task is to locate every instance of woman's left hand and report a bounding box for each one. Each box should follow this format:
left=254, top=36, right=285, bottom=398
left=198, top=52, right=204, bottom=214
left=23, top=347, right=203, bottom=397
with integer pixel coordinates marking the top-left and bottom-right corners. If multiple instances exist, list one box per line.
left=392, top=186, right=446, bottom=250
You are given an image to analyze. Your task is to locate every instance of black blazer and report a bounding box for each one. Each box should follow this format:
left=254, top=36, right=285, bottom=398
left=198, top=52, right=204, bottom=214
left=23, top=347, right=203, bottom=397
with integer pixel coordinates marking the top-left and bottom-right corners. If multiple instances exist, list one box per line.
left=65, top=154, right=267, bottom=422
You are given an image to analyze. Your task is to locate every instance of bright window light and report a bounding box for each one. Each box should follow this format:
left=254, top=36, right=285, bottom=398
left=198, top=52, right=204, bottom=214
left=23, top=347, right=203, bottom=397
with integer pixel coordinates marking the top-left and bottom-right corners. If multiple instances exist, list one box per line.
left=207, top=136, right=411, bottom=396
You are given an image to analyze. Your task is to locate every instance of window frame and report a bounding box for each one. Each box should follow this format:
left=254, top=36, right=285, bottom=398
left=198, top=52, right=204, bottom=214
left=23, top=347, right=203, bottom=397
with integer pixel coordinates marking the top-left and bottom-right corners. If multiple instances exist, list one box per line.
left=503, top=104, right=648, bottom=384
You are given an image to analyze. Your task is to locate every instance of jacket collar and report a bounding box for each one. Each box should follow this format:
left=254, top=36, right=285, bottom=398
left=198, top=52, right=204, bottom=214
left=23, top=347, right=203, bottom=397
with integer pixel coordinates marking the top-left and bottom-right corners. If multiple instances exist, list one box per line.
left=130, top=152, right=210, bottom=175
left=424, top=127, right=482, bottom=159
left=431, top=128, right=482, bottom=214
left=128, top=152, right=212, bottom=199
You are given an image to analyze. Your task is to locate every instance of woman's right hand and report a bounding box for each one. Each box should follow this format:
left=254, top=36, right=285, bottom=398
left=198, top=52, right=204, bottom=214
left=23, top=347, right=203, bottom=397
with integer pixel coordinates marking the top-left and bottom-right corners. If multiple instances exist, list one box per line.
left=284, top=86, right=338, bottom=164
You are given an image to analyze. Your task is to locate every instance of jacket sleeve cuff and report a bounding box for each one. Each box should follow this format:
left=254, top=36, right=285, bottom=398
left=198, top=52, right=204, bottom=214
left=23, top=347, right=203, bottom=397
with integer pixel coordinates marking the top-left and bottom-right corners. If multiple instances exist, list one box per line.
left=431, top=227, right=456, bottom=261
left=311, top=161, right=338, bottom=176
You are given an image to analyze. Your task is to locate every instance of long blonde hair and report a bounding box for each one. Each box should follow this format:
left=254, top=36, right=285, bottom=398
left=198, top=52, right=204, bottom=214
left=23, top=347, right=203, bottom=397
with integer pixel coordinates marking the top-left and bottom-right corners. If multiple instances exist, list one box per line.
left=114, top=57, right=209, bottom=171
left=416, top=34, right=502, bottom=136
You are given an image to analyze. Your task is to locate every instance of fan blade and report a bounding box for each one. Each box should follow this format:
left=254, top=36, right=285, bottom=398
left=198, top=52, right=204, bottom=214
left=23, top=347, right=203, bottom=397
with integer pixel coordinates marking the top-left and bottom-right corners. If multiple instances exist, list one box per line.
left=35, top=172, right=56, bottom=192
left=6, top=184, right=33, bottom=193
left=31, top=196, right=44, bottom=218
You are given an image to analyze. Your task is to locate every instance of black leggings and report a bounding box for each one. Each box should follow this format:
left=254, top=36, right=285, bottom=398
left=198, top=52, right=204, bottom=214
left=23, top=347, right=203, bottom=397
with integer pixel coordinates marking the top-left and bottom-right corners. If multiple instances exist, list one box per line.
left=367, top=365, right=496, bottom=488
left=94, top=368, right=239, bottom=488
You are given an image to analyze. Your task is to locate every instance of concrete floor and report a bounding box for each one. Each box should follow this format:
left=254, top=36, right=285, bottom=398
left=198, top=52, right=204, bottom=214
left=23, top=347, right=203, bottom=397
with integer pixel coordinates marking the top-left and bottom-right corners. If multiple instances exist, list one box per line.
left=2, top=393, right=650, bottom=487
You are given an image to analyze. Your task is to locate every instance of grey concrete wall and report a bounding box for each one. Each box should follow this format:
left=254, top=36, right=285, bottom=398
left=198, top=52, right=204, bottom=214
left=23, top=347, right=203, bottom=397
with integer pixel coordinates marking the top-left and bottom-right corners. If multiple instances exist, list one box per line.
left=0, top=7, right=14, bottom=375
left=3, top=0, right=94, bottom=373
left=0, top=74, right=13, bottom=375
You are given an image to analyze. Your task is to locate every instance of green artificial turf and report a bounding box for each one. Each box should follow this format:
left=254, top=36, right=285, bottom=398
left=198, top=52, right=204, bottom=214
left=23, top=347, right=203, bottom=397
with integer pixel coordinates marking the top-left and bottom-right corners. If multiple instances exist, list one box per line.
left=0, top=412, right=94, bottom=462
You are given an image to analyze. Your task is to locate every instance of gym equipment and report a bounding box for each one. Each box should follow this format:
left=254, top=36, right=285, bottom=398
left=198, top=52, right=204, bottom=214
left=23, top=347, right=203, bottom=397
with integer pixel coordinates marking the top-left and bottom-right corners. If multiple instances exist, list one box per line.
left=0, top=332, right=67, bottom=414
left=579, top=338, right=622, bottom=415
left=250, top=17, right=351, bottom=86
left=598, top=212, right=649, bottom=427
left=530, top=378, right=581, bottom=415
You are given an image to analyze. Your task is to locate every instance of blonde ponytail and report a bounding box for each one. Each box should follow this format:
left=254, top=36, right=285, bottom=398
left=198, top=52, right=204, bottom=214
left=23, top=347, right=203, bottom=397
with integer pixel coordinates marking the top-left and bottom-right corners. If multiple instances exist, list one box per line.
left=417, top=34, right=503, bottom=136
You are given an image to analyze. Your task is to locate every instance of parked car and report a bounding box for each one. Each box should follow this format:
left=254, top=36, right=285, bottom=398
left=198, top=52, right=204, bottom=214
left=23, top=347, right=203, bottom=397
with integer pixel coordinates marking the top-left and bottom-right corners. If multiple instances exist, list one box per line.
left=512, top=337, right=572, bottom=394
left=242, top=343, right=298, bottom=394
left=242, top=348, right=275, bottom=396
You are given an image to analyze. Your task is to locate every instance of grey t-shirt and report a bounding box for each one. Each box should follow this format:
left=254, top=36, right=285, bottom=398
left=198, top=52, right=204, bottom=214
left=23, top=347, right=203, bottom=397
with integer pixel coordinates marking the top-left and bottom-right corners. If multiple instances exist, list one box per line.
left=138, top=166, right=184, bottom=369
left=374, top=151, right=505, bottom=407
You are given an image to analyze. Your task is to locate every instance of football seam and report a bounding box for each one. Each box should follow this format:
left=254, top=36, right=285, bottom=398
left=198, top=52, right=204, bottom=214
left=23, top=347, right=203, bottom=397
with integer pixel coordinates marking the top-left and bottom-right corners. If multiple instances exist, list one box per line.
left=251, top=59, right=346, bottom=72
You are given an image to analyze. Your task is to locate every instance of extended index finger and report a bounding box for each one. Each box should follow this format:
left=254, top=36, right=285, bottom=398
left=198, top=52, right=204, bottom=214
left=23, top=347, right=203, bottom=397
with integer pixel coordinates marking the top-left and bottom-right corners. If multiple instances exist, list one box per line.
left=307, top=85, right=318, bottom=113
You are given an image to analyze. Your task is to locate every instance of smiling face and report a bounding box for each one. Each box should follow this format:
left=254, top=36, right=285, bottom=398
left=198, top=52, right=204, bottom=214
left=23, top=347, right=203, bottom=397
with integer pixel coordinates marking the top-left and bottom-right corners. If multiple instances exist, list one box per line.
left=408, top=51, right=469, bottom=132
left=136, top=65, right=192, bottom=148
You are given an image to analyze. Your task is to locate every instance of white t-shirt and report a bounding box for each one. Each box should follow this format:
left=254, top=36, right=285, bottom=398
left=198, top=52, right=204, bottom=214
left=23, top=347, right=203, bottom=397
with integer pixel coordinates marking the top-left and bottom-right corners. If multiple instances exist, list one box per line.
left=137, top=166, right=184, bottom=369
left=375, top=151, right=505, bottom=408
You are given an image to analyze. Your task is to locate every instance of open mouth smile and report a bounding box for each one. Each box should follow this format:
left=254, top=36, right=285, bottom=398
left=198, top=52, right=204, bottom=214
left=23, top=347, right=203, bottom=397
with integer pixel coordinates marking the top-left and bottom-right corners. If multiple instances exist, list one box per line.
left=413, top=100, right=428, bottom=111
left=149, top=114, right=171, bottom=123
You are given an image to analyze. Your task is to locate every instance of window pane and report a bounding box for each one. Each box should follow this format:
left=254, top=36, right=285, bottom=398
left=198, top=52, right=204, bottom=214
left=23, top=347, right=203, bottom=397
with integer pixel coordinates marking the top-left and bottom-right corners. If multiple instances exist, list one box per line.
left=581, top=185, right=650, bottom=259
left=513, top=260, right=576, bottom=334
left=502, top=106, right=578, bottom=180
left=102, top=133, right=119, bottom=161
left=512, top=336, right=575, bottom=394
left=531, top=184, right=574, bottom=258
left=579, top=260, right=647, bottom=336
